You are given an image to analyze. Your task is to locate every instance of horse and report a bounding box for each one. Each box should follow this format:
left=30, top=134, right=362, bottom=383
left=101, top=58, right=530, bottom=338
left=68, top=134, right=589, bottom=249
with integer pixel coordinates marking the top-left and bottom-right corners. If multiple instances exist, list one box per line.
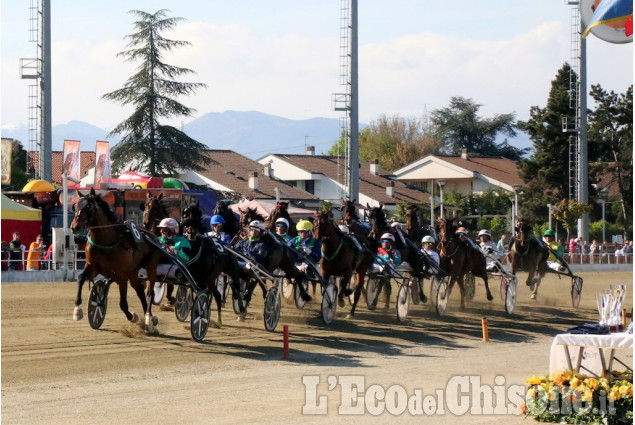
left=143, top=192, right=169, bottom=235
left=265, top=201, right=297, bottom=237
left=213, top=201, right=241, bottom=240
left=404, top=204, right=439, bottom=244
left=367, top=203, right=428, bottom=305
left=71, top=188, right=164, bottom=331
left=437, top=217, right=493, bottom=310
left=339, top=198, right=370, bottom=240
left=313, top=209, right=376, bottom=317
left=181, top=201, right=206, bottom=238
left=508, top=220, right=549, bottom=299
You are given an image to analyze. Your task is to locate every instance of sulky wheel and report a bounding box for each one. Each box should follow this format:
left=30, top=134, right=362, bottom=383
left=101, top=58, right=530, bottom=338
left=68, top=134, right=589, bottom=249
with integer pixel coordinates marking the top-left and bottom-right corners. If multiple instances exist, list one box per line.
left=464, top=272, right=476, bottom=302
left=504, top=276, right=518, bottom=315
left=264, top=286, right=282, bottom=332
left=435, top=277, right=450, bottom=317
left=571, top=276, right=583, bottom=308
left=174, top=286, right=192, bottom=322
left=396, top=284, right=410, bottom=322
left=152, top=281, right=165, bottom=306
left=190, top=291, right=211, bottom=342
left=293, top=279, right=309, bottom=310
left=88, top=279, right=110, bottom=329
left=232, top=280, right=249, bottom=315
left=321, top=284, right=338, bottom=325
left=365, top=277, right=382, bottom=310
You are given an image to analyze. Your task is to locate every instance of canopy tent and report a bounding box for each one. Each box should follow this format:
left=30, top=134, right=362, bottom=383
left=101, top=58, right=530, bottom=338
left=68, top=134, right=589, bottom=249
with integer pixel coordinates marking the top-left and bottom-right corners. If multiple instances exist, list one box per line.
left=228, top=199, right=315, bottom=220
left=1, top=194, right=42, bottom=245
left=22, top=179, right=55, bottom=192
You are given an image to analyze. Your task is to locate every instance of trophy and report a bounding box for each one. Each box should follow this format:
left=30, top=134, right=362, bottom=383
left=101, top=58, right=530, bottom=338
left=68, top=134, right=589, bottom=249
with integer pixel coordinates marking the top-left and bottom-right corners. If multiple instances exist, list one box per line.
left=609, top=284, right=626, bottom=330
left=596, top=292, right=610, bottom=326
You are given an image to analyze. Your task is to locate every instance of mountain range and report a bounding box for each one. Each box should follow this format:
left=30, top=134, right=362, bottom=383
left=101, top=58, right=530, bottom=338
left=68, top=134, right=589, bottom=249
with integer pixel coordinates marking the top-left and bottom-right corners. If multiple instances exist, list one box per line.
left=1, top=110, right=344, bottom=159
left=1, top=109, right=532, bottom=159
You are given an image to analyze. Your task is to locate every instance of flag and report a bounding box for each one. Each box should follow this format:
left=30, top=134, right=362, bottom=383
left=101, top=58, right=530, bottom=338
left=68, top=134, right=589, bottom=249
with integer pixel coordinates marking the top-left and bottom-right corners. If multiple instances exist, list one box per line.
left=62, top=139, right=81, bottom=189
left=583, top=0, right=633, bottom=38
left=94, top=141, right=112, bottom=188
left=1, top=138, right=13, bottom=185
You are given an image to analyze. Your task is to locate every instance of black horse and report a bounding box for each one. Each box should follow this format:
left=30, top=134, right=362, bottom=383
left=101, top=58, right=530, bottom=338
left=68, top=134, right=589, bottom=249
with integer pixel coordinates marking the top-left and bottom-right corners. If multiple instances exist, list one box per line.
left=181, top=201, right=206, bottom=237
left=213, top=201, right=241, bottom=240
left=509, top=220, right=549, bottom=300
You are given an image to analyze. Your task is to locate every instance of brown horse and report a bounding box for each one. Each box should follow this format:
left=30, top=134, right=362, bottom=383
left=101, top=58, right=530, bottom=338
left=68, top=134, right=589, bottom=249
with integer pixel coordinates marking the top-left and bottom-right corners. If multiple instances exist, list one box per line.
left=143, top=192, right=168, bottom=234
left=339, top=198, right=370, bottom=240
left=72, top=188, right=163, bottom=330
left=437, top=217, right=493, bottom=310
left=265, top=201, right=297, bottom=237
left=313, top=209, right=375, bottom=317
left=509, top=220, right=549, bottom=299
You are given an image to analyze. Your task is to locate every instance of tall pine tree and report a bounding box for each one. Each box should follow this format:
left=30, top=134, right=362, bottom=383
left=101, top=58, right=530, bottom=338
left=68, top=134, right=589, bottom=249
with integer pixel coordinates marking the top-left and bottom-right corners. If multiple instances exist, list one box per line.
left=103, top=9, right=210, bottom=175
left=516, top=63, right=575, bottom=222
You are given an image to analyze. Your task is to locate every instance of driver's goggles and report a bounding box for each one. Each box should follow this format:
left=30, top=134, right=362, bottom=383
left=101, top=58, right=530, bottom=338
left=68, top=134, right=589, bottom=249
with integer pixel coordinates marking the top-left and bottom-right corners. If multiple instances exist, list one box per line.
left=276, top=223, right=286, bottom=227
left=381, top=239, right=392, bottom=243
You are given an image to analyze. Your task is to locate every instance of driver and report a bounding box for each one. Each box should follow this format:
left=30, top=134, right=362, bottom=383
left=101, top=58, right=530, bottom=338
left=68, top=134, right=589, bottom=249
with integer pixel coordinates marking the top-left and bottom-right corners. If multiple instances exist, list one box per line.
left=543, top=229, right=566, bottom=272
left=370, top=233, right=403, bottom=274
left=288, top=220, right=321, bottom=264
left=421, top=235, right=440, bottom=266
left=234, top=220, right=269, bottom=267
left=156, top=217, right=191, bottom=279
left=275, top=217, right=293, bottom=243
left=207, top=215, right=231, bottom=245
left=456, top=227, right=480, bottom=250
left=478, top=229, right=502, bottom=271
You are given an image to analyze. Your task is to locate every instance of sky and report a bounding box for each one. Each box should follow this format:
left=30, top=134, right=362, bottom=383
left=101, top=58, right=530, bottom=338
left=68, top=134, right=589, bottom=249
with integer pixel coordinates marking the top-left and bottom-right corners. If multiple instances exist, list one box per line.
left=1, top=1, right=633, bottom=141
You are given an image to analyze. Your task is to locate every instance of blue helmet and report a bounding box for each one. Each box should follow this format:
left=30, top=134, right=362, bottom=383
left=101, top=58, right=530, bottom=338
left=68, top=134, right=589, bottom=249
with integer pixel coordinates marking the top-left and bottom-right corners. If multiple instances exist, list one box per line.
left=210, top=215, right=225, bottom=225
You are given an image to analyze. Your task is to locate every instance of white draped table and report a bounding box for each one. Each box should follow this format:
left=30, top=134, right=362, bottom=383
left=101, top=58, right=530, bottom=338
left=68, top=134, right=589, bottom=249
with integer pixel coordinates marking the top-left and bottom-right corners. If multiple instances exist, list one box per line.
left=549, top=332, right=633, bottom=377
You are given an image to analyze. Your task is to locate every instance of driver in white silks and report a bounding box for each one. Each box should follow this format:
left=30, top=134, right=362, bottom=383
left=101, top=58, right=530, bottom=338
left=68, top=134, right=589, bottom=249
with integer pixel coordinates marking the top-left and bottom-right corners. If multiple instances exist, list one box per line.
left=477, top=229, right=503, bottom=272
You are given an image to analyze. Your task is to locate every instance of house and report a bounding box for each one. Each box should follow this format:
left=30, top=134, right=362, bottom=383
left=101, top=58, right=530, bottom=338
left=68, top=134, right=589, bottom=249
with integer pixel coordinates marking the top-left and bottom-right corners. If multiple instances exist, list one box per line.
left=179, top=150, right=318, bottom=205
left=257, top=147, right=429, bottom=213
left=391, top=149, right=523, bottom=197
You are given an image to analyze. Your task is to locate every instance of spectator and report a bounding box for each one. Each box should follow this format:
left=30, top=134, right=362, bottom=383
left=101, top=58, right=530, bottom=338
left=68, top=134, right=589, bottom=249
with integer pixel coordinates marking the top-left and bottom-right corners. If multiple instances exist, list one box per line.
left=1, top=241, right=9, bottom=271
left=496, top=234, right=508, bottom=252
left=615, top=245, right=625, bottom=257
left=581, top=240, right=591, bottom=254
left=26, top=235, right=45, bottom=271
left=568, top=237, right=578, bottom=254
left=8, top=232, right=25, bottom=270
left=625, top=241, right=633, bottom=254
left=590, top=240, right=601, bottom=254
left=43, top=244, right=54, bottom=269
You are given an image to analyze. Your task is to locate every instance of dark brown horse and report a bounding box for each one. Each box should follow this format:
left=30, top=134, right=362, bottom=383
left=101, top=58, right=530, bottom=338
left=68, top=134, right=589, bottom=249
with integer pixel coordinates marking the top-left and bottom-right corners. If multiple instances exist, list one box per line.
left=509, top=220, right=549, bottom=299
left=72, top=188, right=164, bottom=330
left=265, top=201, right=297, bottom=237
left=213, top=201, right=241, bottom=240
left=143, top=192, right=168, bottom=235
left=339, top=198, right=370, bottom=240
left=437, top=217, right=493, bottom=310
left=313, top=209, right=375, bottom=317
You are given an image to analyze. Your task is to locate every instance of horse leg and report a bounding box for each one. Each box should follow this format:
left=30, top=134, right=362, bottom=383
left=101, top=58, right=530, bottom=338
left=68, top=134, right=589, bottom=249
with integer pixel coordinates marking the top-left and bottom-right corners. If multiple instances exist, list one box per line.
left=456, top=274, right=466, bottom=311
left=208, top=281, right=224, bottom=326
left=116, top=279, right=140, bottom=324
left=348, top=273, right=364, bottom=318
left=382, top=278, right=392, bottom=310
left=338, top=272, right=353, bottom=308
left=165, top=283, right=175, bottom=305
left=74, top=264, right=96, bottom=321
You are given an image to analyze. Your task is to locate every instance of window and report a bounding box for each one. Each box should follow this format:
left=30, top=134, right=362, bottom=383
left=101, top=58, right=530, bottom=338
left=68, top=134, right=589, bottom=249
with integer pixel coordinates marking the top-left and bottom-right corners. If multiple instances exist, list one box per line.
left=305, top=180, right=315, bottom=195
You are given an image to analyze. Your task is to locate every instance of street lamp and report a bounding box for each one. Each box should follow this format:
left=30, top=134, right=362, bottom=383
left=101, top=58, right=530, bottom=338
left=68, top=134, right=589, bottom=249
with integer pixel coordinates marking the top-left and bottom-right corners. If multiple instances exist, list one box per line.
left=437, top=179, right=447, bottom=219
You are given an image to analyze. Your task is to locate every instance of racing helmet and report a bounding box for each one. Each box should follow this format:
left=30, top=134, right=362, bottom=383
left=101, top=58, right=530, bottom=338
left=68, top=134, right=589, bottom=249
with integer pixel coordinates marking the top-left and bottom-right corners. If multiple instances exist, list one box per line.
left=210, top=215, right=225, bottom=225
left=390, top=222, right=402, bottom=229
left=249, top=220, right=265, bottom=231
left=338, top=224, right=350, bottom=234
left=157, top=217, right=179, bottom=232
left=543, top=229, right=555, bottom=237
left=380, top=233, right=395, bottom=242
left=478, top=229, right=491, bottom=238
left=422, top=235, right=435, bottom=244
left=275, top=217, right=289, bottom=228
left=296, top=220, right=313, bottom=231
left=455, top=227, right=468, bottom=235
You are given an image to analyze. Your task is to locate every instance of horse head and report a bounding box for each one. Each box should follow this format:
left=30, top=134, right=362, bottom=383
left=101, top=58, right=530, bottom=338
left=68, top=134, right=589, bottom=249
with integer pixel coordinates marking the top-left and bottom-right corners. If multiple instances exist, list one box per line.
left=71, top=188, right=116, bottom=234
left=313, top=208, right=335, bottom=240
left=515, top=219, right=532, bottom=244
left=367, top=202, right=386, bottom=237
left=182, top=201, right=202, bottom=221
left=340, top=198, right=359, bottom=224
left=143, top=192, right=166, bottom=231
left=437, top=216, right=458, bottom=244
left=404, top=205, right=420, bottom=234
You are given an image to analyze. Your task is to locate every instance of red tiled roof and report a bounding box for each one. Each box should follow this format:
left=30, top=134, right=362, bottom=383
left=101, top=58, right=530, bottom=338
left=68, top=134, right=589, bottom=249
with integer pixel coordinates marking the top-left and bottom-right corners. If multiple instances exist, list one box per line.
left=592, top=163, right=621, bottom=198
left=438, top=155, right=523, bottom=186
left=268, top=154, right=428, bottom=205
left=197, top=150, right=317, bottom=201
left=28, top=151, right=96, bottom=184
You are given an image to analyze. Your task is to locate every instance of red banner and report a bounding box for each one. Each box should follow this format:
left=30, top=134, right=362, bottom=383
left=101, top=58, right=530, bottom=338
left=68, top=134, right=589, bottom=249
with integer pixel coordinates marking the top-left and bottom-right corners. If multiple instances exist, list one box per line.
left=62, top=139, right=81, bottom=189
left=94, top=141, right=112, bottom=188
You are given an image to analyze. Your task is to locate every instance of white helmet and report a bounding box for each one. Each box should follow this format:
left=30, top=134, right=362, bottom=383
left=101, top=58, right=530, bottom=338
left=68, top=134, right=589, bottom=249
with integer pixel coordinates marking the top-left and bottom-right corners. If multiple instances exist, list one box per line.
left=157, top=217, right=179, bottom=232
left=338, top=224, right=350, bottom=234
left=275, top=217, right=289, bottom=228
left=390, top=222, right=402, bottom=229
left=380, top=233, right=395, bottom=242
left=478, top=229, right=491, bottom=238
left=422, top=235, right=435, bottom=244
left=249, top=220, right=265, bottom=231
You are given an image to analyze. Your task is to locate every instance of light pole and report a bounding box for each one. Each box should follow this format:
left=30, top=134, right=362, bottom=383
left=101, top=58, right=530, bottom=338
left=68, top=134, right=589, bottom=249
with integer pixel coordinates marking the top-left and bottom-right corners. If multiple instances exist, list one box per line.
left=429, top=195, right=434, bottom=227
left=437, top=179, right=447, bottom=219
left=598, top=198, right=606, bottom=243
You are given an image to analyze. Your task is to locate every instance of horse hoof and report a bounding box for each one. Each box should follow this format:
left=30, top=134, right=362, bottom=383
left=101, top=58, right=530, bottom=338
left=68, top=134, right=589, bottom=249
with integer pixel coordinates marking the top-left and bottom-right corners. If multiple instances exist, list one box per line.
left=73, top=306, right=84, bottom=321
left=130, top=312, right=139, bottom=324
left=236, top=315, right=245, bottom=322
left=530, top=294, right=536, bottom=300
left=487, top=293, right=494, bottom=301
left=145, top=313, right=155, bottom=333
left=338, top=298, right=345, bottom=308
left=152, top=316, right=159, bottom=326
left=346, top=313, right=355, bottom=319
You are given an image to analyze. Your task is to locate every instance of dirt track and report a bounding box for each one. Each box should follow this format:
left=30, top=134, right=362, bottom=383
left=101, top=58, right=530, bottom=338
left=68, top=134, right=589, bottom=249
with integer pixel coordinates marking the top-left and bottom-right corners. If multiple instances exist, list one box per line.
left=2, top=271, right=633, bottom=425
